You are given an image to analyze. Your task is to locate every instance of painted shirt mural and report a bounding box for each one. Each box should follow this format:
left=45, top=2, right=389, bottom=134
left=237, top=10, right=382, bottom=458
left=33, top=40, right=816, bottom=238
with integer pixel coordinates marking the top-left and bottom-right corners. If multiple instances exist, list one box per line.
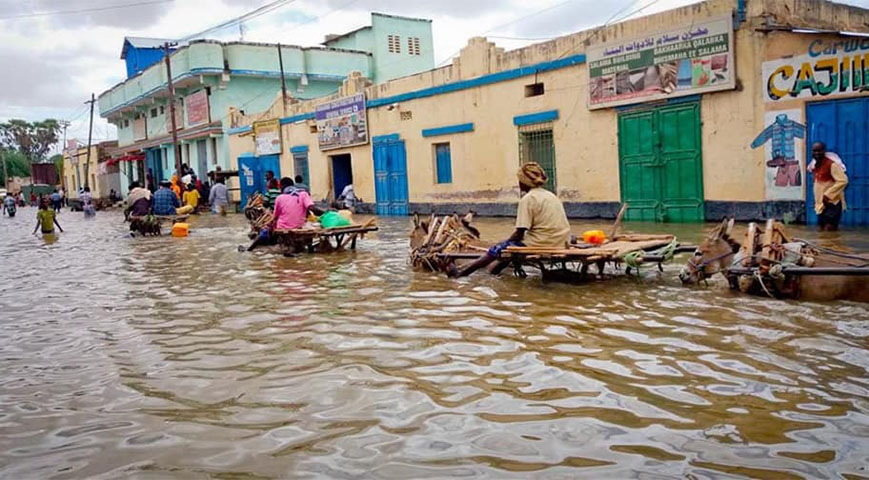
left=752, top=110, right=806, bottom=201
left=763, top=37, right=869, bottom=103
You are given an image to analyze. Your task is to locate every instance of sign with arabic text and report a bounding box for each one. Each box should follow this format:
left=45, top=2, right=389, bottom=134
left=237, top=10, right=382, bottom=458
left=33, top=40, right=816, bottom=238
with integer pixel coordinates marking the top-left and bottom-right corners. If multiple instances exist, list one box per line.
left=587, top=15, right=735, bottom=109
left=315, top=93, right=368, bottom=151
left=253, top=119, right=282, bottom=156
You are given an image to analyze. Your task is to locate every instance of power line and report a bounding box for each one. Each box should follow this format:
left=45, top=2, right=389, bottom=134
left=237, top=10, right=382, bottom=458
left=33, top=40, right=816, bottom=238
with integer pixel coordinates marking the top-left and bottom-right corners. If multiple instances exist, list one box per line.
left=178, top=0, right=296, bottom=42
left=0, top=0, right=173, bottom=21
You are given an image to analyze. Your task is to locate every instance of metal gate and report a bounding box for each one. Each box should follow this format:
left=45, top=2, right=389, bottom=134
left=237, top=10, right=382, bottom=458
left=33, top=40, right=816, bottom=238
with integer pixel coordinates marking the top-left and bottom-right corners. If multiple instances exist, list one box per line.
left=518, top=123, right=556, bottom=192
left=618, top=101, right=704, bottom=222
left=373, top=135, right=409, bottom=216
left=806, top=98, right=869, bottom=226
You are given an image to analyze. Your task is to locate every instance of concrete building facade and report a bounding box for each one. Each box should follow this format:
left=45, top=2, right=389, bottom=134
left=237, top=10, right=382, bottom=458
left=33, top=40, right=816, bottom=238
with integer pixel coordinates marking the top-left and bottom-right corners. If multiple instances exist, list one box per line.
left=62, top=141, right=119, bottom=200
left=98, top=14, right=434, bottom=193
left=228, top=0, right=869, bottom=225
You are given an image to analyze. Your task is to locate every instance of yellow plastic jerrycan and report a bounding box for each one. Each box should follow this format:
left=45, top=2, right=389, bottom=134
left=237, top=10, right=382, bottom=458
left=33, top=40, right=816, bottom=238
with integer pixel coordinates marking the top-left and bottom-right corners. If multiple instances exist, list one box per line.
left=171, top=222, right=189, bottom=237
left=582, top=229, right=606, bottom=245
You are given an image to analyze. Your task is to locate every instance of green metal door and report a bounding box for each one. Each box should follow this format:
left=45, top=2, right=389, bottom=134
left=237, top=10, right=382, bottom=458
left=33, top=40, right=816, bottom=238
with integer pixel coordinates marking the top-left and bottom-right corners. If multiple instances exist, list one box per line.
left=618, top=102, right=704, bottom=222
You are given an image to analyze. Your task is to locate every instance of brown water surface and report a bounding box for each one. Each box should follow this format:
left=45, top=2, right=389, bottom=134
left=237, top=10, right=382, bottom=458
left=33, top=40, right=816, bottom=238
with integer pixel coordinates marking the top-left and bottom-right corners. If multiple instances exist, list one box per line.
left=1, top=209, right=868, bottom=479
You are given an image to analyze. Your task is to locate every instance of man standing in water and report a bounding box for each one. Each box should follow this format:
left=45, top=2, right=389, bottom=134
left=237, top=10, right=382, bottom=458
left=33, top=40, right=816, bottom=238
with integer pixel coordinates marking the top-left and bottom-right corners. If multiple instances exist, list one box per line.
left=811, top=142, right=848, bottom=231
left=450, top=162, right=571, bottom=277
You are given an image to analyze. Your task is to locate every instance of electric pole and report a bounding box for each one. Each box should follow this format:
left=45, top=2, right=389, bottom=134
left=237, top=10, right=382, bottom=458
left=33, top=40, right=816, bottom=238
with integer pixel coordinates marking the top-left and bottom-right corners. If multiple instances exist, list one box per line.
left=84, top=93, right=95, bottom=190
left=59, top=120, right=70, bottom=192
left=278, top=43, right=288, bottom=116
left=1, top=150, right=7, bottom=191
left=164, top=42, right=182, bottom=177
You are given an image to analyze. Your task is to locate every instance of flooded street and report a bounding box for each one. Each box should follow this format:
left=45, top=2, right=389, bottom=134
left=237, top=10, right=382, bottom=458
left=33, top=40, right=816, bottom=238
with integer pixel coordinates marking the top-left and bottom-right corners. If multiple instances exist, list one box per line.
left=1, top=208, right=868, bottom=479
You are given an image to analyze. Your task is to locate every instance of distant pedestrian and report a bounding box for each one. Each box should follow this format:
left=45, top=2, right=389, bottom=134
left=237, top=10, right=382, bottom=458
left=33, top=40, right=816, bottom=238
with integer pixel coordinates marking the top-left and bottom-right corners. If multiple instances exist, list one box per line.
left=3, top=193, right=16, bottom=217
left=80, top=186, right=96, bottom=217
left=33, top=199, right=63, bottom=236
left=183, top=183, right=200, bottom=213
left=293, top=175, right=309, bottom=194
left=29, top=192, right=36, bottom=207
left=50, top=189, right=62, bottom=212
left=209, top=177, right=229, bottom=215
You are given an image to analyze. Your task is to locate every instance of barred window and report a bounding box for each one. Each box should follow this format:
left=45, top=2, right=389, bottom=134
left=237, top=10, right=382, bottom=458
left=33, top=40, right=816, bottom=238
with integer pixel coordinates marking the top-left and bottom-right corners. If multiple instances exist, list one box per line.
left=408, top=37, right=420, bottom=55
left=387, top=34, right=401, bottom=53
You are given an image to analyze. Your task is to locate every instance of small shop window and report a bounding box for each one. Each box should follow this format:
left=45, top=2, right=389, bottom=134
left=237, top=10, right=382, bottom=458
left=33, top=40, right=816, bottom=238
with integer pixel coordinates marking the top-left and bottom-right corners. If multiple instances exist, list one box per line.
left=123, top=119, right=130, bottom=128
left=434, top=143, right=452, bottom=184
left=150, top=107, right=158, bottom=118
left=159, top=105, right=165, bottom=115
left=525, top=83, right=545, bottom=97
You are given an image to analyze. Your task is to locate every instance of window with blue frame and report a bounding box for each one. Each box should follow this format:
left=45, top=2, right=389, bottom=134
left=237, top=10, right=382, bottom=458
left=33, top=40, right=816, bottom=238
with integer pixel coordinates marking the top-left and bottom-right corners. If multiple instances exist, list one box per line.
left=434, top=143, right=452, bottom=184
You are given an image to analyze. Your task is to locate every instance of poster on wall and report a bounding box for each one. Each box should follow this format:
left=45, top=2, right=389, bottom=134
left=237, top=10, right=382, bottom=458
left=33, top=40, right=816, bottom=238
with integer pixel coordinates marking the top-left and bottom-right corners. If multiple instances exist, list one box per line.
left=253, top=119, right=282, bottom=156
left=587, top=15, right=735, bottom=109
left=762, top=37, right=869, bottom=103
left=133, top=116, right=147, bottom=141
left=316, top=93, right=368, bottom=151
left=186, top=90, right=210, bottom=127
left=750, top=109, right=805, bottom=201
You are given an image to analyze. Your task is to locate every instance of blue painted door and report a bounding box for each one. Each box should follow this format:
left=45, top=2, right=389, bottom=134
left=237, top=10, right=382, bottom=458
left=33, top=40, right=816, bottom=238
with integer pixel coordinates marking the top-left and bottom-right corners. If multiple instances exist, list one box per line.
left=259, top=154, right=281, bottom=193
left=237, top=155, right=258, bottom=207
left=331, top=155, right=353, bottom=201
left=806, top=98, right=869, bottom=226
left=373, top=143, right=390, bottom=215
left=373, top=137, right=409, bottom=216
left=145, top=148, right=163, bottom=189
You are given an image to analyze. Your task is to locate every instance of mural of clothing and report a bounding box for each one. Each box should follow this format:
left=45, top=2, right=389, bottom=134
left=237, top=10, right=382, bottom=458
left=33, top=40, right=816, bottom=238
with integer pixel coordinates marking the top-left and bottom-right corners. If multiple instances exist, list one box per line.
left=750, top=113, right=806, bottom=187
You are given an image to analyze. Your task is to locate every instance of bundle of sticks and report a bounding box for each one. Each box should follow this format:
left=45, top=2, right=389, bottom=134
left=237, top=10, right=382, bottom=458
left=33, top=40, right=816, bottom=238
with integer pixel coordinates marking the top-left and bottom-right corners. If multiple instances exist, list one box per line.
left=410, top=212, right=484, bottom=271
left=244, top=193, right=274, bottom=237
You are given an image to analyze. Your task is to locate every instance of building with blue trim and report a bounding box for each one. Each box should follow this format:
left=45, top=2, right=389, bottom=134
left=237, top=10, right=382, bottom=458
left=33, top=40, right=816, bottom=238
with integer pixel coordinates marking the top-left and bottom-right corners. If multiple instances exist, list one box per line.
left=228, top=0, right=869, bottom=224
left=98, top=13, right=434, bottom=195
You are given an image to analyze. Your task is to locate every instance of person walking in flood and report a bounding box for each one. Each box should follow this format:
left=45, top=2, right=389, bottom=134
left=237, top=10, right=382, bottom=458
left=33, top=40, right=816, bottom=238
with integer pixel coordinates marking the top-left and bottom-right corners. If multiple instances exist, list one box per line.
left=50, top=189, right=62, bottom=212
left=449, top=162, right=570, bottom=277
left=80, top=186, right=96, bottom=217
left=209, top=177, right=229, bottom=215
left=810, top=142, right=848, bottom=231
left=3, top=193, right=17, bottom=217
left=33, top=199, right=63, bottom=236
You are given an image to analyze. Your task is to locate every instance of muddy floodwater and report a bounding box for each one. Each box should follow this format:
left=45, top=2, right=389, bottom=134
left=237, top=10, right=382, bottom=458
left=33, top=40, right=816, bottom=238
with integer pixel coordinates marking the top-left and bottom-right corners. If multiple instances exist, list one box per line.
left=1, top=207, right=869, bottom=479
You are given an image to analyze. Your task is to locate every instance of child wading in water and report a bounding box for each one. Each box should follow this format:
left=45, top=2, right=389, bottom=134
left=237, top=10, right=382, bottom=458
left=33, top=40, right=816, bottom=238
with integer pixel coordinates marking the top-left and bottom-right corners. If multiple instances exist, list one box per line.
left=33, top=200, right=63, bottom=236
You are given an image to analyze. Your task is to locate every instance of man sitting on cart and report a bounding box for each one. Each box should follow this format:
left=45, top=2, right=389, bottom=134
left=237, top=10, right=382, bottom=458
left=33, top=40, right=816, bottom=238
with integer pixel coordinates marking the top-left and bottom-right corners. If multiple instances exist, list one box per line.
left=449, top=162, right=571, bottom=277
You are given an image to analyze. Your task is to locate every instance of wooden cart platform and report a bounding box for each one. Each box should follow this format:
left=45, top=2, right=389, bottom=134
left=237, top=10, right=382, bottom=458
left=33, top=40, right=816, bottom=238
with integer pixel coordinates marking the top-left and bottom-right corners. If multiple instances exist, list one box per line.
left=272, top=223, right=378, bottom=253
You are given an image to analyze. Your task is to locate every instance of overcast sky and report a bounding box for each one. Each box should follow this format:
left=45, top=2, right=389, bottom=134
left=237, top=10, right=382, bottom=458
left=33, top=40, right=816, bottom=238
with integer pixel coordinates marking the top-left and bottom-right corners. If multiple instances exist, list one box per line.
left=0, top=0, right=866, bottom=148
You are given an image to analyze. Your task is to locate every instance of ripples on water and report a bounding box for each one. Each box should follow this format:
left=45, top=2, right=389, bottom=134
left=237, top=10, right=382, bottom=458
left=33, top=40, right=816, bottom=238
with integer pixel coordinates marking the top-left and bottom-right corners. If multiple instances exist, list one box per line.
left=1, top=208, right=868, bottom=479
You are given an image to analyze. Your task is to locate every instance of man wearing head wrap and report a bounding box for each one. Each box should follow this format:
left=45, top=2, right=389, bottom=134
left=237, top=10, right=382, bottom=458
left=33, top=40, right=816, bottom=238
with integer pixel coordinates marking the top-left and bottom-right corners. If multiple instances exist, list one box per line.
left=449, top=162, right=571, bottom=277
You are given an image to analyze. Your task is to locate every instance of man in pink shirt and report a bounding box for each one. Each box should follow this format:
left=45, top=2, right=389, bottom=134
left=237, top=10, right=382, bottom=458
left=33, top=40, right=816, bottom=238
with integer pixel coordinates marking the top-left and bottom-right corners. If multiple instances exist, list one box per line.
left=272, top=177, right=323, bottom=230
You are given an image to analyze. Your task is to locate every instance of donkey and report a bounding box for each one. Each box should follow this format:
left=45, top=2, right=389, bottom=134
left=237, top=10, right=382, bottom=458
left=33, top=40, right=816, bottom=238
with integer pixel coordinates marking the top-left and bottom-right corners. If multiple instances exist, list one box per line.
left=679, top=218, right=739, bottom=285
left=680, top=219, right=869, bottom=302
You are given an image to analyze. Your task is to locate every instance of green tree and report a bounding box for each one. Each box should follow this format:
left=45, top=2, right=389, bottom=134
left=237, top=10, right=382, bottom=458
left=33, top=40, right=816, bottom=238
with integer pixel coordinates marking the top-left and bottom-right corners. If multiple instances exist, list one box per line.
left=0, top=148, right=32, bottom=185
left=50, top=153, right=63, bottom=182
left=0, top=119, right=62, bottom=163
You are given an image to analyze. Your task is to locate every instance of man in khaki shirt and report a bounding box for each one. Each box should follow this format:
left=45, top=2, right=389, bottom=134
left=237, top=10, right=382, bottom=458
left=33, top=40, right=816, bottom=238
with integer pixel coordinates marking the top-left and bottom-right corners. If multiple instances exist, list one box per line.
left=811, top=142, right=848, bottom=231
left=449, top=162, right=570, bottom=277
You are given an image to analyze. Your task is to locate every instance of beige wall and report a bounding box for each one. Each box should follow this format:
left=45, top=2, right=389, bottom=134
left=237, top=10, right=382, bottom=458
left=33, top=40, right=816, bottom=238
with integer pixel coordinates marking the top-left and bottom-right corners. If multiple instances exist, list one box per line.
left=228, top=0, right=869, bottom=215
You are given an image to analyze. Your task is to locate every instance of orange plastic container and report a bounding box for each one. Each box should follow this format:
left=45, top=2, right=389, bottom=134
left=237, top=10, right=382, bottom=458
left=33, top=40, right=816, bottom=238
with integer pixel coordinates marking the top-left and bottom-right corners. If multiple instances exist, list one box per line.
left=171, top=222, right=189, bottom=237
left=582, top=229, right=606, bottom=245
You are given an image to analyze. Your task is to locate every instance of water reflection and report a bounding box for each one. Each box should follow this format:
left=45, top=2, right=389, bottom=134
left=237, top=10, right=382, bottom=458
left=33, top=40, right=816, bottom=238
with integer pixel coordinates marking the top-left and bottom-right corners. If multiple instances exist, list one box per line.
left=0, top=208, right=868, bottom=478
